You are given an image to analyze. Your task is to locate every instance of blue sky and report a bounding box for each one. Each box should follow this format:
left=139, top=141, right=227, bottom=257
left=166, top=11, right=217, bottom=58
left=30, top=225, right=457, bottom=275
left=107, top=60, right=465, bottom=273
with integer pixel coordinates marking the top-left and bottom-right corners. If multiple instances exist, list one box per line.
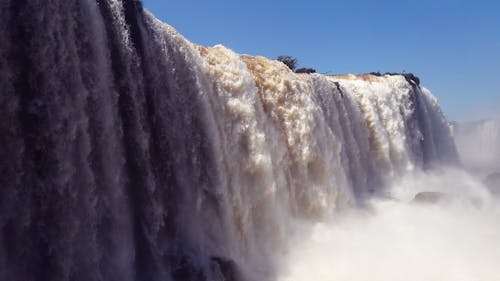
left=143, top=0, right=499, bottom=121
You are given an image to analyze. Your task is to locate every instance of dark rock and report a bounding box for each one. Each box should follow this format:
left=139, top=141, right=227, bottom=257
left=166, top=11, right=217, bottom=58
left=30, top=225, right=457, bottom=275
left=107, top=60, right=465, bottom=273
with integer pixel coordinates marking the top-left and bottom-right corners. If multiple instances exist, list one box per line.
left=412, top=192, right=449, bottom=204
left=295, top=67, right=316, bottom=74
left=170, top=256, right=240, bottom=281
left=210, top=257, right=241, bottom=281
left=172, top=257, right=205, bottom=281
left=412, top=191, right=484, bottom=208
left=484, top=172, right=500, bottom=196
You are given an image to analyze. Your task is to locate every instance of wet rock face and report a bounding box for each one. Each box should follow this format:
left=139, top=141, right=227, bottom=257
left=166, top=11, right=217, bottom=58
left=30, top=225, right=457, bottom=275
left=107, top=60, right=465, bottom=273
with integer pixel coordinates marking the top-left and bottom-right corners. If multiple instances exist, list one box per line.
left=412, top=192, right=449, bottom=204
left=170, top=256, right=240, bottom=281
left=412, top=191, right=484, bottom=208
left=210, top=257, right=241, bottom=281
left=484, top=172, right=500, bottom=196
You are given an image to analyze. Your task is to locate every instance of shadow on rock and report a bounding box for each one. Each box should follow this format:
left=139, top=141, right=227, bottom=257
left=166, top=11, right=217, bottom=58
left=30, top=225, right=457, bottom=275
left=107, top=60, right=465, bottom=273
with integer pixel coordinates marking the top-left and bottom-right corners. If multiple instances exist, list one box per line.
left=484, top=172, right=500, bottom=196
left=412, top=192, right=450, bottom=204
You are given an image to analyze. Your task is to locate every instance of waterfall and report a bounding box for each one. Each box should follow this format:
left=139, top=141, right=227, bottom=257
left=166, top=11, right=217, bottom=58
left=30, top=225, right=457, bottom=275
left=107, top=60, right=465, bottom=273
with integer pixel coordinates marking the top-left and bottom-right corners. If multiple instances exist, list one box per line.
left=452, top=120, right=500, bottom=173
left=0, top=1, right=458, bottom=281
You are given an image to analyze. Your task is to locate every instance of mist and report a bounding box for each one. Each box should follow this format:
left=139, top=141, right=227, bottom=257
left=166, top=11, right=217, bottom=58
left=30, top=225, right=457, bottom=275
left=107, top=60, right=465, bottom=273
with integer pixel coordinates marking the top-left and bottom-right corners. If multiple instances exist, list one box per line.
left=278, top=168, right=500, bottom=281
left=452, top=119, right=500, bottom=175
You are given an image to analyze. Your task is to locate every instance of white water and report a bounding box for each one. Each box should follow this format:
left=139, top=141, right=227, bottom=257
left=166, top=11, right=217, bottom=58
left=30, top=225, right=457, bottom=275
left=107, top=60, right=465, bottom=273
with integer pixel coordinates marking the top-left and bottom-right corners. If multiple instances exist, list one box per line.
left=0, top=2, right=472, bottom=281
left=278, top=168, right=500, bottom=281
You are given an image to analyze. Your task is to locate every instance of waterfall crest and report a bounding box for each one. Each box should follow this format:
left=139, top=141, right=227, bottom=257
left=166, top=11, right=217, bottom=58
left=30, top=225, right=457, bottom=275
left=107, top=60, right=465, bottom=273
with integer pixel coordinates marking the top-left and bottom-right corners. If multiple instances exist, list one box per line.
left=0, top=1, right=458, bottom=281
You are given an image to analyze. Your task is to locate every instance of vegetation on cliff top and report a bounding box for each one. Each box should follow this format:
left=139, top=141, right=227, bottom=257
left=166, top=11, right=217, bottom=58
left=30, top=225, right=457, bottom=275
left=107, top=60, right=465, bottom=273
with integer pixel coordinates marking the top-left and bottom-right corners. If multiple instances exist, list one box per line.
left=277, top=55, right=317, bottom=74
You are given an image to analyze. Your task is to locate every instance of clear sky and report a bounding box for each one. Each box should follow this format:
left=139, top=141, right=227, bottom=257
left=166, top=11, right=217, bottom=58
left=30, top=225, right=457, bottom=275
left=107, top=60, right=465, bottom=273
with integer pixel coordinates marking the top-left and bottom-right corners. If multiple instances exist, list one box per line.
left=143, top=0, right=499, bottom=121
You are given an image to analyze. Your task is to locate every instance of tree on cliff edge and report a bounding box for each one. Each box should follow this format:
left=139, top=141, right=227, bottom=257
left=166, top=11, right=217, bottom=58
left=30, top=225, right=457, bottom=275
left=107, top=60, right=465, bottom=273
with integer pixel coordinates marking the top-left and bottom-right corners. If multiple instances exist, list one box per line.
left=277, top=56, right=317, bottom=74
left=277, top=56, right=298, bottom=71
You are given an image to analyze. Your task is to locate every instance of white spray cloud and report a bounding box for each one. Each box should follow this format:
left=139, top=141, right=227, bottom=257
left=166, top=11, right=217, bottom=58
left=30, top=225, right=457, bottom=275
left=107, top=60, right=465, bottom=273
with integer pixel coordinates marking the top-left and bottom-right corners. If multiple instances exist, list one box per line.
left=278, top=168, right=500, bottom=281
left=453, top=120, right=500, bottom=174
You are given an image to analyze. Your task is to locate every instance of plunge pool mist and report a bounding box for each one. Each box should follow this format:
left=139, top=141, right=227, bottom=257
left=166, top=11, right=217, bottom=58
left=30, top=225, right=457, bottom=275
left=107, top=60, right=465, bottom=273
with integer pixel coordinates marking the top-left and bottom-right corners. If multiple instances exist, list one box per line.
left=278, top=168, right=500, bottom=281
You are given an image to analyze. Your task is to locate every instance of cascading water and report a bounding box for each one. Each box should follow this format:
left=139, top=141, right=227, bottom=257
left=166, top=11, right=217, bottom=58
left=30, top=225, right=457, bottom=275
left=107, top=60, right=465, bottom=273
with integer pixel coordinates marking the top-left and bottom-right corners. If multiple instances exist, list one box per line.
left=0, top=1, right=465, bottom=281
left=452, top=120, right=500, bottom=173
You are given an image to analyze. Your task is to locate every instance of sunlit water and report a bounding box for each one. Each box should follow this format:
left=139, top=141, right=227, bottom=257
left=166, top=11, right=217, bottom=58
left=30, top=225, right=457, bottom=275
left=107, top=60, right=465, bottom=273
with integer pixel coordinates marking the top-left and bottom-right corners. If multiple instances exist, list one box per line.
left=0, top=1, right=484, bottom=280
